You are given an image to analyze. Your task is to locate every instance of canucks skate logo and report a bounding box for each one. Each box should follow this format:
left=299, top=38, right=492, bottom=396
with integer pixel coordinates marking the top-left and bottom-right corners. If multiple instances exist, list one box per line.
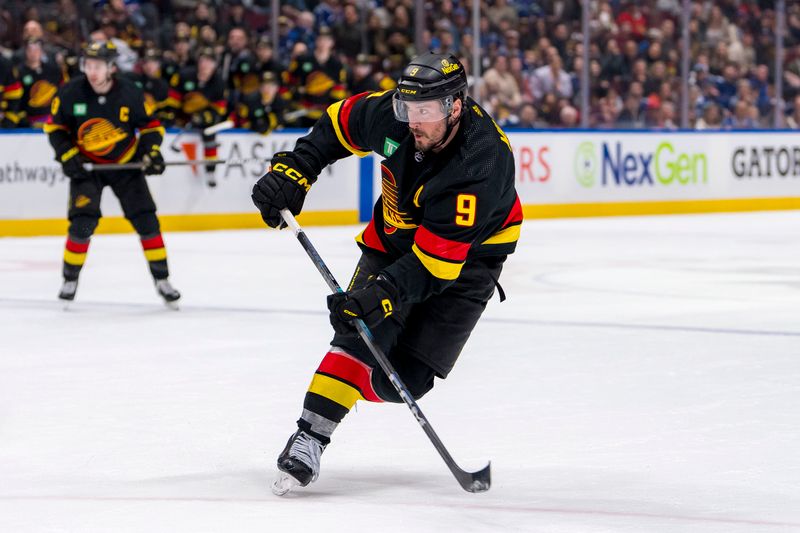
left=380, top=164, right=416, bottom=234
left=76, top=118, right=128, bottom=156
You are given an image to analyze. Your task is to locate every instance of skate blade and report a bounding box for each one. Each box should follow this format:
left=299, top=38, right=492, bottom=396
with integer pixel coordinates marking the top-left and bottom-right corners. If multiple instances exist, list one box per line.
left=163, top=300, right=180, bottom=311
left=271, top=471, right=301, bottom=496
left=61, top=300, right=72, bottom=311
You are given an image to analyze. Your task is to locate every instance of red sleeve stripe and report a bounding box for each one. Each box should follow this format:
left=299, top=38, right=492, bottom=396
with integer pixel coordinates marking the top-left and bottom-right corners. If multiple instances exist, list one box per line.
left=317, top=350, right=383, bottom=402
left=140, top=234, right=164, bottom=250
left=502, top=195, right=523, bottom=228
left=356, top=217, right=386, bottom=252
left=65, top=238, right=90, bottom=253
left=414, top=226, right=470, bottom=262
left=339, top=92, right=369, bottom=152
left=3, top=81, right=22, bottom=94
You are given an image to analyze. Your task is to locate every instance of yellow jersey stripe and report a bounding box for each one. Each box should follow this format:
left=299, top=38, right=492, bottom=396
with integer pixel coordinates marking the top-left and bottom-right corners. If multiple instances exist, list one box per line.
left=481, top=224, right=521, bottom=245
left=43, top=123, right=68, bottom=133
left=412, top=243, right=464, bottom=280
left=326, top=100, right=370, bottom=157
left=308, top=373, right=363, bottom=409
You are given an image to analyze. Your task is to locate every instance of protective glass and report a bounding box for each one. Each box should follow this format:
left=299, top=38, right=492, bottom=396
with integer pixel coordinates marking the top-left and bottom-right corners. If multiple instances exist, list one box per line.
left=392, top=94, right=454, bottom=123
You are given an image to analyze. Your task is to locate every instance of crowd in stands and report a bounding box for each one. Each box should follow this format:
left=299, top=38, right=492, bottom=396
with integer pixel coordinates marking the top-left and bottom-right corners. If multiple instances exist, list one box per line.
left=1, top=0, right=800, bottom=130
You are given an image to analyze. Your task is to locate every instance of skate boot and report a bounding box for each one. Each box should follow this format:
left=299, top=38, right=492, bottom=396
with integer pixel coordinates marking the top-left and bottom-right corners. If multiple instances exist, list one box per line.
left=58, top=279, right=78, bottom=305
left=272, top=430, right=326, bottom=496
left=154, top=278, right=181, bottom=309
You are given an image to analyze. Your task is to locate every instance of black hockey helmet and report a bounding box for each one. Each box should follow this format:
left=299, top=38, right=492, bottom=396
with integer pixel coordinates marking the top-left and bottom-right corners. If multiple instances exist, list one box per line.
left=395, top=52, right=467, bottom=102
left=82, top=41, right=119, bottom=63
left=393, top=52, right=467, bottom=123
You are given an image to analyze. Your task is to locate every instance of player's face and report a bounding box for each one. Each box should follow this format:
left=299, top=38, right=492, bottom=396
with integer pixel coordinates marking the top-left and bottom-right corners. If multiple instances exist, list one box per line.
left=407, top=99, right=461, bottom=152
left=84, top=58, right=113, bottom=91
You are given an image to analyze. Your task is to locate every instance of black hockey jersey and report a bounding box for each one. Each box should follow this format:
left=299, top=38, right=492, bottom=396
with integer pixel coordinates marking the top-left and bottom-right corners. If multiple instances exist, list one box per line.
left=0, top=56, right=23, bottom=127
left=44, top=75, right=165, bottom=165
left=126, top=71, right=174, bottom=126
left=231, top=91, right=286, bottom=134
left=282, top=53, right=347, bottom=123
left=167, top=67, right=226, bottom=126
left=292, top=90, right=522, bottom=303
left=16, top=61, right=63, bottom=126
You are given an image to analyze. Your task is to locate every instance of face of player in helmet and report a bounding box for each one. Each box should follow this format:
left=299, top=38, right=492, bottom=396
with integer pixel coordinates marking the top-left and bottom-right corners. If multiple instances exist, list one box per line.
left=83, top=57, right=114, bottom=94
left=402, top=97, right=462, bottom=152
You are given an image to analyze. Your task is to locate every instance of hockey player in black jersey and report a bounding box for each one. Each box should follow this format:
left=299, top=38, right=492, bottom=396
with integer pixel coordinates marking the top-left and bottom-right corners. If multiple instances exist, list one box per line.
left=230, top=70, right=286, bottom=134
left=16, top=38, right=64, bottom=128
left=44, top=41, right=180, bottom=307
left=252, top=52, right=522, bottom=494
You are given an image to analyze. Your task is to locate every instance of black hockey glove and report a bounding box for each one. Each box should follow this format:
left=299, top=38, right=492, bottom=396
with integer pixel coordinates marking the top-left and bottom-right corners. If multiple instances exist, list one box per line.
left=141, top=148, right=166, bottom=175
left=192, top=109, right=218, bottom=128
left=62, top=154, right=90, bottom=181
left=252, top=152, right=316, bottom=228
left=326, top=276, right=400, bottom=335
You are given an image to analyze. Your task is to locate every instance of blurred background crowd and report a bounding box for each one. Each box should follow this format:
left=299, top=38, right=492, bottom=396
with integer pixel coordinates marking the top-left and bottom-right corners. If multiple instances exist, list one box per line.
left=1, top=0, right=800, bottom=131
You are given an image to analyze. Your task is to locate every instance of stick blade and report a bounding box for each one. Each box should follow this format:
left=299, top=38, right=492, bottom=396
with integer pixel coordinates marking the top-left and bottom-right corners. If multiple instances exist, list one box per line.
left=456, top=461, right=491, bottom=493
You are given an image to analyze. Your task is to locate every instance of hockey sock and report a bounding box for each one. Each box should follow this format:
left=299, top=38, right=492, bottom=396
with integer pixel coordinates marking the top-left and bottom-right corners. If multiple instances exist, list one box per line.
left=140, top=233, right=169, bottom=280
left=203, top=140, right=217, bottom=173
left=299, top=348, right=383, bottom=445
left=63, top=235, right=90, bottom=281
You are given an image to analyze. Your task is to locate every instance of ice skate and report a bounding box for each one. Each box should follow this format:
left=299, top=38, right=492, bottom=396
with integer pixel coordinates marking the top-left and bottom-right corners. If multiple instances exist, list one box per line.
left=58, top=279, right=78, bottom=309
left=155, top=278, right=181, bottom=309
left=272, top=430, right=325, bottom=496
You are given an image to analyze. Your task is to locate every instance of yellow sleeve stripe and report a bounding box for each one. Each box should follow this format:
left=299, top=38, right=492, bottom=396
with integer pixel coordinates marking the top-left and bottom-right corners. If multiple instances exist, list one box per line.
left=326, top=100, right=370, bottom=157
left=64, top=250, right=87, bottom=266
left=4, top=87, right=23, bottom=99
left=412, top=243, right=464, bottom=280
left=43, top=123, right=68, bottom=133
left=139, top=125, right=166, bottom=137
left=366, top=90, right=390, bottom=99
left=60, top=147, right=80, bottom=162
left=308, top=373, right=363, bottom=409
left=481, top=224, right=521, bottom=245
left=144, top=248, right=167, bottom=262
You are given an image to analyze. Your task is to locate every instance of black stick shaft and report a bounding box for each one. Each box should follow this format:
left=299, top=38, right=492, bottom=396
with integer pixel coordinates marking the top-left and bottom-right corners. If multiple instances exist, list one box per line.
left=279, top=209, right=490, bottom=492
left=84, top=158, right=268, bottom=171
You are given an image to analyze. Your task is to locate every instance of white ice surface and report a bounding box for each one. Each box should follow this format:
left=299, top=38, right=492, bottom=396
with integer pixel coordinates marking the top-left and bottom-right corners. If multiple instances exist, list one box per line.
left=1, top=212, right=800, bottom=532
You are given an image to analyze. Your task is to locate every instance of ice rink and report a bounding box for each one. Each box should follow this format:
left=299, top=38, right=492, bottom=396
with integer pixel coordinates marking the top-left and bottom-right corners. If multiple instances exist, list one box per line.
left=1, top=211, right=799, bottom=532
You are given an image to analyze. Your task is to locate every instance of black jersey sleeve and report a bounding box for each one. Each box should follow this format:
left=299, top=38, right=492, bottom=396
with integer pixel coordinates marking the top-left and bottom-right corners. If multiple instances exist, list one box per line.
left=43, top=81, right=78, bottom=164
left=291, top=90, right=398, bottom=175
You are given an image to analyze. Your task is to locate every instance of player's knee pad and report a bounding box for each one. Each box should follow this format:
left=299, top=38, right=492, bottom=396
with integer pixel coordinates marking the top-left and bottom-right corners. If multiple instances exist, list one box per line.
left=68, top=216, right=98, bottom=240
left=309, top=347, right=384, bottom=406
left=129, top=212, right=160, bottom=236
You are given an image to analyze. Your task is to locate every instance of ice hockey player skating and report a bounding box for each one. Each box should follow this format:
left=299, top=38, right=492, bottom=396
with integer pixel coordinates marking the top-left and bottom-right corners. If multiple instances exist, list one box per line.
left=45, top=41, right=180, bottom=308
left=252, top=52, right=522, bottom=495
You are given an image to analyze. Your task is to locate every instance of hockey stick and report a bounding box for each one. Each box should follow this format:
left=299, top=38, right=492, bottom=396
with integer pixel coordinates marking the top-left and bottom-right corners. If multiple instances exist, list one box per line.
left=84, top=158, right=269, bottom=172
left=203, top=119, right=235, bottom=135
left=279, top=208, right=491, bottom=493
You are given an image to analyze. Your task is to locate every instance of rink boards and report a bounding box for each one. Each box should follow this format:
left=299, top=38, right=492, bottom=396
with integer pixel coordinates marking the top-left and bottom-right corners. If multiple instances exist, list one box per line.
left=1, top=129, right=799, bottom=236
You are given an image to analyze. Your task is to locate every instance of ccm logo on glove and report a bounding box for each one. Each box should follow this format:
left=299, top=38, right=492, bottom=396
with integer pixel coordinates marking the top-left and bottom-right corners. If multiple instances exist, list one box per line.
left=271, top=162, right=312, bottom=192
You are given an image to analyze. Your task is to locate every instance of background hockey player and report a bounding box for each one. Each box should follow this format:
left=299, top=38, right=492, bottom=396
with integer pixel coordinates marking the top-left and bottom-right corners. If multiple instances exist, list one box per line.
left=127, top=48, right=175, bottom=127
left=252, top=52, right=522, bottom=494
left=230, top=70, right=286, bottom=135
left=44, top=41, right=180, bottom=306
left=168, top=46, right=227, bottom=187
left=16, top=38, right=64, bottom=128
left=280, top=27, right=347, bottom=128
left=0, top=54, right=23, bottom=128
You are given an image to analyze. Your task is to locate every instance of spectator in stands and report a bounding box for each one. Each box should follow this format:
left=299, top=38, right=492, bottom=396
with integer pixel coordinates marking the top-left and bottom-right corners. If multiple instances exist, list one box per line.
left=480, top=54, right=522, bottom=119
left=695, top=102, right=723, bottom=130
left=786, top=95, right=800, bottom=129
left=530, top=50, right=572, bottom=101
left=617, top=91, right=646, bottom=128
left=559, top=105, right=579, bottom=127
left=723, top=100, right=758, bottom=129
